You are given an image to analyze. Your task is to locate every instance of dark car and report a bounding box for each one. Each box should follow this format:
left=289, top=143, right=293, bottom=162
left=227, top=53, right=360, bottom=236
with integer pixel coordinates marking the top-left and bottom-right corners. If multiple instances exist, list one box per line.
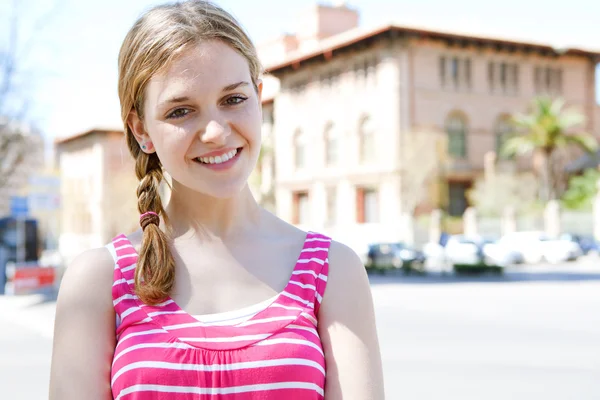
left=365, top=242, right=426, bottom=274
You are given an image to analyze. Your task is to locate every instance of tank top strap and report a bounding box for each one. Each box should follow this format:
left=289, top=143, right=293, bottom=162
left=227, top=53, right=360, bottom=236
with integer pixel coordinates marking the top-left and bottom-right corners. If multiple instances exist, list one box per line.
left=285, top=231, right=332, bottom=316
left=106, top=234, right=143, bottom=333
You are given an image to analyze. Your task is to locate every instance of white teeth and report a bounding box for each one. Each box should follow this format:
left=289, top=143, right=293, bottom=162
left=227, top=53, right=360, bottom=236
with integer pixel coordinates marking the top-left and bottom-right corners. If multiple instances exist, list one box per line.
left=197, top=149, right=238, bottom=164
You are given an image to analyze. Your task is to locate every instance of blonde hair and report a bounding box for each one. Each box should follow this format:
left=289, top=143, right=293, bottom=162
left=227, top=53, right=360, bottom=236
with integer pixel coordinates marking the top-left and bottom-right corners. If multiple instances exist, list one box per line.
left=117, top=0, right=263, bottom=305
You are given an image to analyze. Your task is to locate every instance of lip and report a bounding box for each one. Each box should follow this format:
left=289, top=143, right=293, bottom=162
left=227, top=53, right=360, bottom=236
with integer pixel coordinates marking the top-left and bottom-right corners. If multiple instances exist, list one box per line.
left=193, top=147, right=242, bottom=171
left=197, top=147, right=239, bottom=158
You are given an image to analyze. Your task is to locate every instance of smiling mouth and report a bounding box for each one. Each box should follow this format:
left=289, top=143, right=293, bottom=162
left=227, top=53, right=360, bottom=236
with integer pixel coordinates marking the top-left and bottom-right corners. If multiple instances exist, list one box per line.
left=194, top=147, right=242, bottom=165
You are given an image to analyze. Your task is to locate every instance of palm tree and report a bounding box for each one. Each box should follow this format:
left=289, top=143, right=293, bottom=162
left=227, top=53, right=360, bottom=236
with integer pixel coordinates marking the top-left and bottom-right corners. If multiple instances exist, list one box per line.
left=501, top=97, right=598, bottom=202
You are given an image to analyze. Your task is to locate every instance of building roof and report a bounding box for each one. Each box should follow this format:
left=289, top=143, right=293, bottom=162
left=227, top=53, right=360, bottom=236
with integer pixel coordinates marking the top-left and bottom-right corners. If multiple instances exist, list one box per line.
left=54, top=128, right=124, bottom=146
left=265, top=23, right=600, bottom=75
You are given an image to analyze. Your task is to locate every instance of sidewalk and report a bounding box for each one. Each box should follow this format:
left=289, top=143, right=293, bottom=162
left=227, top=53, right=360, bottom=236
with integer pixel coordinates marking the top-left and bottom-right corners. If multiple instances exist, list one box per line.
left=0, top=290, right=57, bottom=339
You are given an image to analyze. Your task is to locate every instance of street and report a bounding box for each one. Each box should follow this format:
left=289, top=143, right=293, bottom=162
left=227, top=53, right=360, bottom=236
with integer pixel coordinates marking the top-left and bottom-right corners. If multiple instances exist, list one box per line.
left=1, top=261, right=599, bottom=399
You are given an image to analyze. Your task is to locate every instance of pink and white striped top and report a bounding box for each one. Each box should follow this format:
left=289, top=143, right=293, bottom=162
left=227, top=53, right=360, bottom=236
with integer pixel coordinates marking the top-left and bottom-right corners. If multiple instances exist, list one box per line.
left=108, top=231, right=331, bottom=400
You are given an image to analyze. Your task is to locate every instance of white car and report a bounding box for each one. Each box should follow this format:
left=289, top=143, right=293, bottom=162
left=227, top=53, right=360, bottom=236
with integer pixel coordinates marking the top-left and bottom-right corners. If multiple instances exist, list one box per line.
left=444, top=235, right=521, bottom=268
left=498, top=231, right=582, bottom=264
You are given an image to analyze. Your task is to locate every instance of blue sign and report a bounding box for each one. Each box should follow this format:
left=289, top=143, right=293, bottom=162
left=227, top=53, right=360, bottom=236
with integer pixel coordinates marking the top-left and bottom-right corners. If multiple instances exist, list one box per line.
left=10, top=196, right=29, bottom=217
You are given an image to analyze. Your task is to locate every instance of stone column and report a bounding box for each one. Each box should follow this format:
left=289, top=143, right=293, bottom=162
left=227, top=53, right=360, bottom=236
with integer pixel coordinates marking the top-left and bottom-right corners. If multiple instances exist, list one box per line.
left=429, top=209, right=442, bottom=244
left=502, top=206, right=517, bottom=236
left=544, top=200, right=561, bottom=238
left=463, top=207, right=478, bottom=238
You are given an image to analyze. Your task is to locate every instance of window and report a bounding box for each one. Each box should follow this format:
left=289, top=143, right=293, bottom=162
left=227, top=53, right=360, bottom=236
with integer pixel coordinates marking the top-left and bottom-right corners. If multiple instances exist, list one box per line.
left=489, top=61, right=519, bottom=94
left=356, top=187, right=378, bottom=223
left=446, top=113, right=467, bottom=158
left=324, top=122, right=339, bottom=166
left=293, top=191, right=309, bottom=225
left=440, top=56, right=447, bottom=86
left=326, top=186, right=337, bottom=226
left=359, top=116, right=376, bottom=163
left=534, top=66, right=563, bottom=94
left=440, top=56, right=472, bottom=89
left=448, top=182, right=469, bottom=217
left=293, top=129, right=305, bottom=169
left=494, top=115, right=514, bottom=158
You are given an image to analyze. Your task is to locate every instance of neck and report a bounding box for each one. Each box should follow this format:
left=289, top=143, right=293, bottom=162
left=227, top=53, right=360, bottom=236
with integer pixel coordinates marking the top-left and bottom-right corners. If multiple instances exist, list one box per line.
left=164, top=182, right=262, bottom=241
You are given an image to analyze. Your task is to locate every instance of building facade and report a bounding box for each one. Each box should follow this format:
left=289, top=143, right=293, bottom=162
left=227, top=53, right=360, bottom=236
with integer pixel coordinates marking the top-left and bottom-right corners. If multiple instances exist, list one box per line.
left=260, top=4, right=600, bottom=247
left=55, top=129, right=139, bottom=263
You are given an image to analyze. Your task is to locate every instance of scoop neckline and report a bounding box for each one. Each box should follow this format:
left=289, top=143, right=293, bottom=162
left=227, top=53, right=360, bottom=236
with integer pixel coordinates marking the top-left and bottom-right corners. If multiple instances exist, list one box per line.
left=118, top=231, right=314, bottom=351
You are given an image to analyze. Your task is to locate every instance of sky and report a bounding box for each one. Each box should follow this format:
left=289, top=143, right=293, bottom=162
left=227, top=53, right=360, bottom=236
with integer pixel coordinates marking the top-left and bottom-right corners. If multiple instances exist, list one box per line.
left=2, top=0, right=600, bottom=141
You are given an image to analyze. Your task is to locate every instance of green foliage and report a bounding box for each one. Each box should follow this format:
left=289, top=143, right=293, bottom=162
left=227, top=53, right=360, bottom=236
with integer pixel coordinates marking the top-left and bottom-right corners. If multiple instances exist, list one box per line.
left=562, top=168, right=600, bottom=210
left=500, top=96, right=598, bottom=201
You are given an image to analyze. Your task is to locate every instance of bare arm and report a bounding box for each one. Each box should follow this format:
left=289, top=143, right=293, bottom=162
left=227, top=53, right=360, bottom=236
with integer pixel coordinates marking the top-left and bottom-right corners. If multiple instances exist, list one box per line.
left=318, top=241, right=385, bottom=400
left=49, top=247, right=116, bottom=399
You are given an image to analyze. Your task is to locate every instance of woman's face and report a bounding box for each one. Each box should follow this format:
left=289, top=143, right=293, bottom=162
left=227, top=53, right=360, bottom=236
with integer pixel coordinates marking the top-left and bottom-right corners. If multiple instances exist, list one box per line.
left=130, top=40, right=263, bottom=199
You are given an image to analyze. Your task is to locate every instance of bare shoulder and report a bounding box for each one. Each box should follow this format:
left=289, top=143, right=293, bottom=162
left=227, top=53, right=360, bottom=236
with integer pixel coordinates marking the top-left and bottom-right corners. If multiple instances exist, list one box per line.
left=50, top=246, right=116, bottom=399
left=325, top=240, right=370, bottom=298
left=56, top=246, right=115, bottom=314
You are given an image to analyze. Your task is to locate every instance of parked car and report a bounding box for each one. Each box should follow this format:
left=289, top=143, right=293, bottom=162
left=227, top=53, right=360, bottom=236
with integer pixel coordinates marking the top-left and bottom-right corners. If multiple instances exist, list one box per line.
left=559, top=233, right=599, bottom=255
left=365, top=242, right=426, bottom=273
left=443, top=235, right=520, bottom=273
left=498, top=231, right=582, bottom=264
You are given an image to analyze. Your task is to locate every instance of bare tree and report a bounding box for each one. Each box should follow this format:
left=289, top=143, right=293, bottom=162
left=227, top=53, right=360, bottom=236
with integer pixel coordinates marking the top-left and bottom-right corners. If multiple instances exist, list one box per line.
left=399, top=129, right=448, bottom=244
left=400, top=129, right=448, bottom=215
left=0, top=0, right=61, bottom=190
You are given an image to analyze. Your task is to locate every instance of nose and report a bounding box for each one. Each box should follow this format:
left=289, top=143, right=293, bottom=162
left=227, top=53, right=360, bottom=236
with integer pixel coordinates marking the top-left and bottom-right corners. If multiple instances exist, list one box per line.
left=201, top=119, right=230, bottom=145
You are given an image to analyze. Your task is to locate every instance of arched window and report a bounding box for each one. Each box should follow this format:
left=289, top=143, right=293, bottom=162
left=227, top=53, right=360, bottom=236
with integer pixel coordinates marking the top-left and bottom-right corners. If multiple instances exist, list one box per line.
left=324, top=122, right=338, bottom=166
left=446, top=112, right=467, bottom=158
left=293, top=128, right=305, bottom=169
left=359, top=116, right=375, bottom=163
left=494, top=115, right=513, bottom=158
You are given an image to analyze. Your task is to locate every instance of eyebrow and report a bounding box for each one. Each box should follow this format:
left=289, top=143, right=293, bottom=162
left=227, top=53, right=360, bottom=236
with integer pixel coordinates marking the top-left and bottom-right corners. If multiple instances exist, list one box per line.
left=159, top=81, right=250, bottom=108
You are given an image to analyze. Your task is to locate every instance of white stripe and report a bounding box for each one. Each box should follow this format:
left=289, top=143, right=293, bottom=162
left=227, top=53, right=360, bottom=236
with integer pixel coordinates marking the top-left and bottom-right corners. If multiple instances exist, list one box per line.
left=316, top=292, right=323, bottom=304
left=113, top=278, right=134, bottom=287
left=132, top=317, right=152, bottom=325
left=117, top=254, right=138, bottom=262
left=301, top=247, right=329, bottom=253
left=180, top=333, right=271, bottom=343
left=300, top=312, right=318, bottom=326
left=113, top=237, right=129, bottom=244
left=296, top=257, right=325, bottom=266
left=140, top=299, right=175, bottom=308
left=116, top=382, right=323, bottom=400
left=122, top=264, right=137, bottom=273
left=115, top=244, right=134, bottom=251
left=237, top=315, right=297, bottom=327
left=305, top=237, right=331, bottom=243
left=118, top=329, right=167, bottom=345
left=292, top=270, right=327, bottom=280
left=113, top=294, right=138, bottom=306
left=112, top=358, right=324, bottom=386
left=147, top=310, right=187, bottom=317
left=285, top=324, right=319, bottom=338
left=289, top=280, right=316, bottom=290
left=281, top=291, right=314, bottom=309
left=113, top=342, right=195, bottom=365
left=254, top=338, right=324, bottom=356
left=121, top=306, right=141, bottom=319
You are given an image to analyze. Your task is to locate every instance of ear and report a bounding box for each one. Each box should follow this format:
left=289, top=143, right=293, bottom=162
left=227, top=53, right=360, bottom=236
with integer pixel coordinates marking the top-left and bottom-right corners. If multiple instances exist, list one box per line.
left=127, top=110, right=155, bottom=154
left=256, top=79, right=263, bottom=103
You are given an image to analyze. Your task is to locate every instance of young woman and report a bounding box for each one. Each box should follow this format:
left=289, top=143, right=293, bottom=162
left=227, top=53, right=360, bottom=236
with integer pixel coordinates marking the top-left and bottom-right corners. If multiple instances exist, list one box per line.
left=49, top=1, right=384, bottom=399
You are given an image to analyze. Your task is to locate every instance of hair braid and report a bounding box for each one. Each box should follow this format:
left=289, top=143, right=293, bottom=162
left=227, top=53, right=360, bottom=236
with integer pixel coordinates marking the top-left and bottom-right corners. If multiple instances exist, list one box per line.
left=131, top=144, right=176, bottom=304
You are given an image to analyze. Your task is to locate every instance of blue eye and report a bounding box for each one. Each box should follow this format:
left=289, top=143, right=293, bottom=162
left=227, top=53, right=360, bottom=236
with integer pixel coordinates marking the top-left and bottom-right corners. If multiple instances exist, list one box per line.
left=167, top=108, right=190, bottom=119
